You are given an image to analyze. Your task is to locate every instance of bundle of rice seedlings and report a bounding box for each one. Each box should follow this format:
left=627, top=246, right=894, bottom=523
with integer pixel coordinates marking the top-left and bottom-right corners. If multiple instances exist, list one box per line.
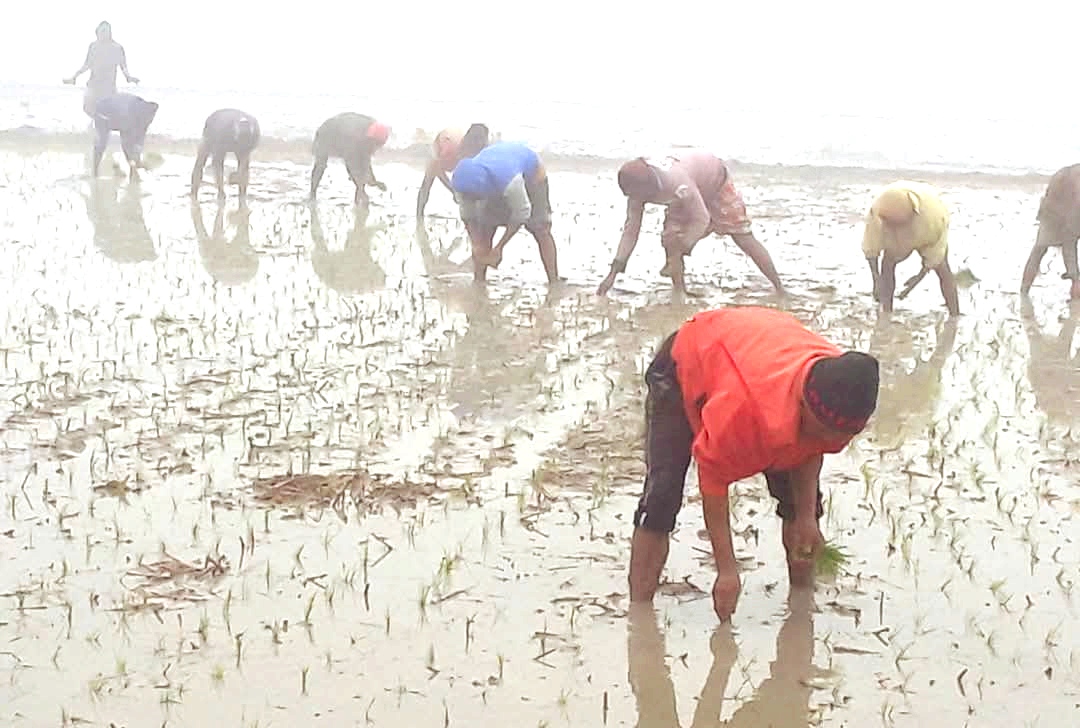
left=815, top=541, right=850, bottom=578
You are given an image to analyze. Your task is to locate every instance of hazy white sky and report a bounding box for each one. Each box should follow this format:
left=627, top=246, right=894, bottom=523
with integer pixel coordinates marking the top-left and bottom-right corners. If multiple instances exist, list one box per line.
left=4, top=1, right=1079, bottom=118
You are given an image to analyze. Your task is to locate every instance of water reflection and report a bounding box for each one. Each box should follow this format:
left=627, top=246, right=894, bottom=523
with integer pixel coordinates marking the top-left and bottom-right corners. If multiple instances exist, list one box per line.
left=309, top=205, right=387, bottom=295
left=867, top=315, right=958, bottom=446
left=82, top=177, right=156, bottom=263
left=1021, top=300, right=1080, bottom=427
left=415, top=217, right=472, bottom=278
left=190, top=201, right=259, bottom=286
left=627, top=589, right=816, bottom=727
left=430, top=282, right=568, bottom=421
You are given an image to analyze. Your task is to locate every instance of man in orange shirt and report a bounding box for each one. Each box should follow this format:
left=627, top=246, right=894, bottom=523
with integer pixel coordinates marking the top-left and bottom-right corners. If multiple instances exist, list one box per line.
left=628, top=306, right=879, bottom=622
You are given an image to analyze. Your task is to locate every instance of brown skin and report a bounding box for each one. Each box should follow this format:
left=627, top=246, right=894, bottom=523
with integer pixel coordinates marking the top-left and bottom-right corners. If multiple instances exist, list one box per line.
left=416, top=159, right=454, bottom=219
left=868, top=251, right=960, bottom=316
left=628, top=400, right=857, bottom=622
left=1022, top=165, right=1080, bottom=300
left=598, top=178, right=784, bottom=298
left=465, top=218, right=560, bottom=285
left=192, top=148, right=253, bottom=206
left=463, top=166, right=559, bottom=285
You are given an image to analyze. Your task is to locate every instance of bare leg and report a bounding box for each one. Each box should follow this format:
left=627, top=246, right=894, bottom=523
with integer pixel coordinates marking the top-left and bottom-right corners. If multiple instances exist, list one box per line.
left=663, top=248, right=703, bottom=298
left=529, top=224, right=560, bottom=283
left=878, top=254, right=898, bottom=313
left=934, top=262, right=961, bottom=316
left=629, top=528, right=671, bottom=602
left=190, top=144, right=209, bottom=197
left=1021, top=243, right=1049, bottom=295
left=119, top=132, right=141, bottom=181
left=1063, top=237, right=1080, bottom=296
left=91, top=123, right=109, bottom=178
left=212, top=153, right=226, bottom=201
left=309, top=155, right=328, bottom=202
left=237, top=152, right=251, bottom=208
left=730, top=232, right=784, bottom=292
left=866, top=255, right=881, bottom=300
left=466, top=222, right=496, bottom=283
left=349, top=171, right=370, bottom=207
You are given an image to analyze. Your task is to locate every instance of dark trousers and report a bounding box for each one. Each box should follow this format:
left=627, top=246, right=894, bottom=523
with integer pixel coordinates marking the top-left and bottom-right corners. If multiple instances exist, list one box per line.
left=632, top=330, right=824, bottom=534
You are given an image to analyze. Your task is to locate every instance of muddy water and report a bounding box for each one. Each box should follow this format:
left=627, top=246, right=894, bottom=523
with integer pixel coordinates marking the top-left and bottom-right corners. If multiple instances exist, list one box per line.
left=0, top=147, right=1078, bottom=727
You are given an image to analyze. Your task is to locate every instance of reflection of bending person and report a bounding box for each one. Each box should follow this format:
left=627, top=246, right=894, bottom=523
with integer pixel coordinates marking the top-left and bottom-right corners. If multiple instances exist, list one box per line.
left=627, top=589, right=815, bottom=727
left=867, top=317, right=958, bottom=445
left=1022, top=300, right=1080, bottom=427
left=191, top=201, right=258, bottom=286
left=309, top=206, right=387, bottom=294
left=83, top=178, right=156, bottom=263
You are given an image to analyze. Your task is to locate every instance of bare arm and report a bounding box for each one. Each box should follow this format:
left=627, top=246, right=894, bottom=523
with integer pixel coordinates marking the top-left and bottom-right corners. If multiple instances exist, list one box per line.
left=118, top=45, right=136, bottom=82
left=614, top=198, right=647, bottom=267
left=68, top=43, right=94, bottom=80
left=702, top=492, right=736, bottom=573
left=363, top=150, right=381, bottom=187
left=596, top=199, right=646, bottom=295
left=416, top=161, right=438, bottom=219
left=491, top=175, right=531, bottom=254
left=787, top=454, right=823, bottom=523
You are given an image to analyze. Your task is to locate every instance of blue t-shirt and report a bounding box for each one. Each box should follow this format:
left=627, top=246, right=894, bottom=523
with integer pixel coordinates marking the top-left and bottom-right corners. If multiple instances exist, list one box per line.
left=451, top=142, right=540, bottom=199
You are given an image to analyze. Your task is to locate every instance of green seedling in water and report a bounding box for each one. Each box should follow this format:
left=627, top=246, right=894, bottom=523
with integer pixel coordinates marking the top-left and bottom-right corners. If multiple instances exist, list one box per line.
left=815, top=541, right=850, bottom=578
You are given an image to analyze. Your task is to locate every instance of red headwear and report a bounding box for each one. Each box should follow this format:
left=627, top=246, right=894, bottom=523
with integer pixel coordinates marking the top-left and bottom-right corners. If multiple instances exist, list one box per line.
left=366, top=121, right=391, bottom=147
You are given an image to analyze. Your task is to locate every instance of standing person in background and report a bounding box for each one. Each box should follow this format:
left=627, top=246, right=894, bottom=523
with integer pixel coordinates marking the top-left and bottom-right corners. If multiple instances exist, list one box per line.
left=309, top=113, right=391, bottom=206
left=597, top=152, right=785, bottom=298
left=416, top=124, right=492, bottom=221
left=64, top=21, right=139, bottom=118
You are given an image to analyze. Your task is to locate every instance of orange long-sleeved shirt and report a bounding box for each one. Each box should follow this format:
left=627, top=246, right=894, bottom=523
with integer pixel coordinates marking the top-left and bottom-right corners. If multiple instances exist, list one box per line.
left=670, top=307, right=851, bottom=497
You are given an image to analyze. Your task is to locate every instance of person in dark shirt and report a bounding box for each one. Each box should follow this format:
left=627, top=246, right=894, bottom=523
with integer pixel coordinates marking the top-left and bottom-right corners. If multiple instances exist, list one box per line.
left=191, top=109, right=261, bottom=206
left=309, top=113, right=391, bottom=206
left=91, top=93, right=159, bottom=179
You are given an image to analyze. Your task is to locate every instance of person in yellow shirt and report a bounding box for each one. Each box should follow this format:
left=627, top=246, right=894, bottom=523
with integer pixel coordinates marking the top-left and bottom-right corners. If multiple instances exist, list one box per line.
left=861, top=180, right=960, bottom=316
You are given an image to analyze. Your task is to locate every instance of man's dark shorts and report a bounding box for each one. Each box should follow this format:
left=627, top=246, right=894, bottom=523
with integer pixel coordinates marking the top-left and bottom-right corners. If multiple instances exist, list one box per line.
left=632, top=329, right=825, bottom=534
left=476, top=175, right=553, bottom=233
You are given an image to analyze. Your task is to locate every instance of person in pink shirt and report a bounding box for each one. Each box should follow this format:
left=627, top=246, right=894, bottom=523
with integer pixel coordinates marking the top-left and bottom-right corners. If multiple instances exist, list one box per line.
left=597, top=152, right=784, bottom=297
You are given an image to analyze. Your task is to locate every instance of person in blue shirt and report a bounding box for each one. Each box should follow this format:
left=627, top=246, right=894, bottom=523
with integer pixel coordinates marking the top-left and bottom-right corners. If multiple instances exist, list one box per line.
left=451, top=141, right=560, bottom=284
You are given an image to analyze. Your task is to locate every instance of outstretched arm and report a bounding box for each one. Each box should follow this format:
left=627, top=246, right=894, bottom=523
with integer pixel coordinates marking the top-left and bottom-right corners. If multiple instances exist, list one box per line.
left=118, top=45, right=138, bottom=83
left=66, top=43, right=95, bottom=82
left=416, top=161, right=438, bottom=219
left=596, top=198, right=646, bottom=295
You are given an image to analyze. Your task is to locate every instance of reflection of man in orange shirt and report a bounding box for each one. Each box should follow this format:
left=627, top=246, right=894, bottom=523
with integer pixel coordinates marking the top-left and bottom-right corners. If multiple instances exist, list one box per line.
left=628, top=307, right=880, bottom=622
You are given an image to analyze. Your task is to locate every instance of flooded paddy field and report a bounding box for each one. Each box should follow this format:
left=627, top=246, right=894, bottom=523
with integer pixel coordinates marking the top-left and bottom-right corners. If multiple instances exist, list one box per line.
left=0, top=143, right=1078, bottom=727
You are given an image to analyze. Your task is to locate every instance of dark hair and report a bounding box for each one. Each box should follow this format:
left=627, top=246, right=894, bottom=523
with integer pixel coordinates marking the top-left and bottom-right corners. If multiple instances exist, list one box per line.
left=617, top=158, right=661, bottom=198
left=803, top=351, right=880, bottom=433
left=459, top=123, right=490, bottom=158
